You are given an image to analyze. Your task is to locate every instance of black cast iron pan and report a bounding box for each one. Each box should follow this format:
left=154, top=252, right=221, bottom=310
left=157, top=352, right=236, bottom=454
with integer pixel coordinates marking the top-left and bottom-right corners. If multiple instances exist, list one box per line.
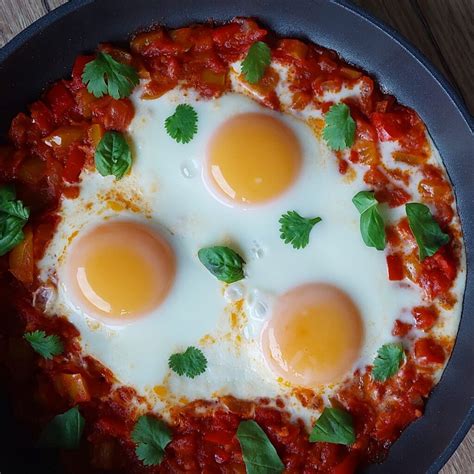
left=0, top=1, right=472, bottom=473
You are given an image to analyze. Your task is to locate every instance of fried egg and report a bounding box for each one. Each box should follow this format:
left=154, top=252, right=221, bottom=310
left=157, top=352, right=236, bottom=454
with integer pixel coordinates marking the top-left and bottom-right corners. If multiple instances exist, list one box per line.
left=37, top=64, right=463, bottom=426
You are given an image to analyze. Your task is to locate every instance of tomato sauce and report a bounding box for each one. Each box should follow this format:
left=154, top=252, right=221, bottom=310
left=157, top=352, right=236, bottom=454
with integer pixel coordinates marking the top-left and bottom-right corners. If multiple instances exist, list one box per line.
left=0, top=18, right=462, bottom=473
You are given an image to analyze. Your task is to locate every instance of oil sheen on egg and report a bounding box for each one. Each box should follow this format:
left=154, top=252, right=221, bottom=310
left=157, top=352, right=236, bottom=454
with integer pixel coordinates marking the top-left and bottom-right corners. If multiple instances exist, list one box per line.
left=37, top=75, right=458, bottom=426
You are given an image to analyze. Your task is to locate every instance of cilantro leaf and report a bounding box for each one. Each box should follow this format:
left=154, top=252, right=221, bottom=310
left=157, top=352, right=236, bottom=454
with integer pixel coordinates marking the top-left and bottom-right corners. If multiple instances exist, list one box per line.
left=309, top=407, right=355, bottom=445
left=165, top=104, right=198, bottom=144
left=82, top=52, right=139, bottom=99
left=279, top=211, right=321, bottom=249
left=372, top=343, right=405, bottom=382
left=323, top=103, right=356, bottom=151
left=95, top=131, right=132, bottom=179
left=352, top=191, right=386, bottom=250
left=0, top=185, right=29, bottom=256
left=168, top=346, right=207, bottom=378
left=24, top=330, right=64, bottom=359
left=39, top=406, right=85, bottom=449
left=236, top=420, right=284, bottom=474
left=241, top=41, right=272, bottom=84
left=131, top=415, right=172, bottom=467
left=198, top=246, right=245, bottom=283
left=406, top=203, right=450, bottom=261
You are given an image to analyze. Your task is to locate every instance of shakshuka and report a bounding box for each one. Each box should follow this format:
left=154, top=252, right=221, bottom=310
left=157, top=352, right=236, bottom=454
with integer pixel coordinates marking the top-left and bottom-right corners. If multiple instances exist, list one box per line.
left=0, top=18, right=465, bottom=473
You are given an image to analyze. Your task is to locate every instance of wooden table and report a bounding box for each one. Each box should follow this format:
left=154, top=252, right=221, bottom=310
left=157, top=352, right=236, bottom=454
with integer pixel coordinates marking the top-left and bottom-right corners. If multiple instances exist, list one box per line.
left=0, top=1, right=472, bottom=472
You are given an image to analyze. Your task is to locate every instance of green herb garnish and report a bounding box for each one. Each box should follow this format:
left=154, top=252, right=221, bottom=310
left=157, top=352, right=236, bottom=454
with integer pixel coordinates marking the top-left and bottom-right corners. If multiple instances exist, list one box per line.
left=198, top=246, right=245, bottom=283
left=0, top=185, right=29, bottom=256
left=165, top=104, right=198, bottom=144
left=309, top=407, right=355, bottom=445
left=94, top=131, right=132, bottom=179
left=323, top=103, right=356, bottom=151
left=405, top=203, right=450, bottom=261
left=372, top=343, right=405, bottom=382
left=279, top=211, right=321, bottom=249
left=24, top=330, right=64, bottom=360
left=241, top=41, right=272, bottom=84
left=82, top=52, right=139, bottom=99
left=236, top=420, right=284, bottom=474
left=168, top=346, right=207, bottom=379
left=39, top=406, right=85, bottom=449
left=352, top=191, right=386, bottom=250
left=132, top=415, right=172, bottom=466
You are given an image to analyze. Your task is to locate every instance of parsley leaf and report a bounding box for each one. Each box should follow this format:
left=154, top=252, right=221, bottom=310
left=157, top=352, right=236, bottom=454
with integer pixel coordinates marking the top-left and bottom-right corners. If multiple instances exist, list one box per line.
left=352, top=191, right=386, bottom=250
left=236, top=420, right=284, bottom=474
left=406, top=203, right=450, bottom=261
left=131, top=415, right=172, bottom=467
left=198, top=246, right=245, bottom=283
left=241, top=41, right=272, bottom=84
left=168, top=346, right=207, bottom=378
left=279, top=211, right=321, bottom=249
left=0, top=185, right=29, bottom=256
left=82, top=52, right=139, bottom=99
left=95, top=131, right=132, bottom=179
left=165, top=104, right=198, bottom=144
left=372, top=343, right=405, bottom=382
left=24, top=330, right=64, bottom=359
left=309, top=407, right=355, bottom=445
left=39, top=406, right=85, bottom=449
left=323, top=103, right=356, bottom=151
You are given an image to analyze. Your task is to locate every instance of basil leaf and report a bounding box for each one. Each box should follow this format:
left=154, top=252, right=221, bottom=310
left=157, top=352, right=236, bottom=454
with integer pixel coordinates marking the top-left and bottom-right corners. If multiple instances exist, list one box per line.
left=309, top=407, right=355, bottom=445
left=372, top=343, right=405, bottom=382
left=405, top=203, right=450, bottom=261
left=39, top=406, right=85, bottom=449
left=198, top=246, right=245, bottom=283
left=236, top=420, right=284, bottom=474
left=132, top=415, right=172, bottom=466
left=352, top=191, right=386, bottom=250
left=0, top=185, right=29, bottom=256
left=95, top=131, right=132, bottom=179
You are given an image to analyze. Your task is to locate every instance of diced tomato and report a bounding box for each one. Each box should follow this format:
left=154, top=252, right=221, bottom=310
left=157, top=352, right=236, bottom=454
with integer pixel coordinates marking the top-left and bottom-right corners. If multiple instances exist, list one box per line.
left=392, top=319, right=412, bottom=337
left=412, top=306, right=438, bottom=331
left=63, top=146, right=86, bottom=183
left=371, top=112, right=411, bottom=141
left=418, top=247, right=457, bottom=299
left=54, top=373, right=91, bottom=403
left=386, top=254, right=404, bottom=281
left=90, top=97, right=134, bottom=131
left=71, top=54, right=94, bottom=91
left=9, top=113, right=31, bottom=147
left=203, top=430, right=235, bottom=445
left=46, top=82, right=76, bottom=121
left=414, top=338, right=445, bottom=365
left=212, top=19, right=267, bottom=54
left=277, top=39, right=309, bottom=61
left=17, top=155, right=47, bottom=185
left=8, top=226, right=34, bottom=284
left=87, top=123, right=105, bottom=149
left=44, top=125, right=86, bottom=149
left=331, top=453, right=359, bottom=474
left=29, top=101, right=54, bottom=135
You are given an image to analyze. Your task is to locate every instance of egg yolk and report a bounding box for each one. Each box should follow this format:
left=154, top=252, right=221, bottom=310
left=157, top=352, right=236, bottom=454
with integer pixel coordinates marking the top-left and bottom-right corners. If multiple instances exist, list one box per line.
left=65, top=221, right=175, bottom=322
left=206, top=113, right=302, bottom=206
left=261, top=283, right=363, bottom=386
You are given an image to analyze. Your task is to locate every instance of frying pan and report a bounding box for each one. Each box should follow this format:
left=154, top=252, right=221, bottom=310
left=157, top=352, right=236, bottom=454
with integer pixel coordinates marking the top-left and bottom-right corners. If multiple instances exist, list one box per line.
left=0, top=1, right=472, bottom=473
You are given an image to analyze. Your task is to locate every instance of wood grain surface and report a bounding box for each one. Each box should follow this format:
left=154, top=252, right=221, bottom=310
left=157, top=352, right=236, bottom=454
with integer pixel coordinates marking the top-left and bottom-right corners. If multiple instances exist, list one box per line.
left=0, top=1, right=472, bottom=472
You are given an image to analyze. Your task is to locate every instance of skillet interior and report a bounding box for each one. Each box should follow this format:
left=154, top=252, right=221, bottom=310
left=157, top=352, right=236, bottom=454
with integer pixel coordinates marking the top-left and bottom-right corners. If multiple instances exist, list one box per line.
left=0, top=1, right=472, bottom=472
